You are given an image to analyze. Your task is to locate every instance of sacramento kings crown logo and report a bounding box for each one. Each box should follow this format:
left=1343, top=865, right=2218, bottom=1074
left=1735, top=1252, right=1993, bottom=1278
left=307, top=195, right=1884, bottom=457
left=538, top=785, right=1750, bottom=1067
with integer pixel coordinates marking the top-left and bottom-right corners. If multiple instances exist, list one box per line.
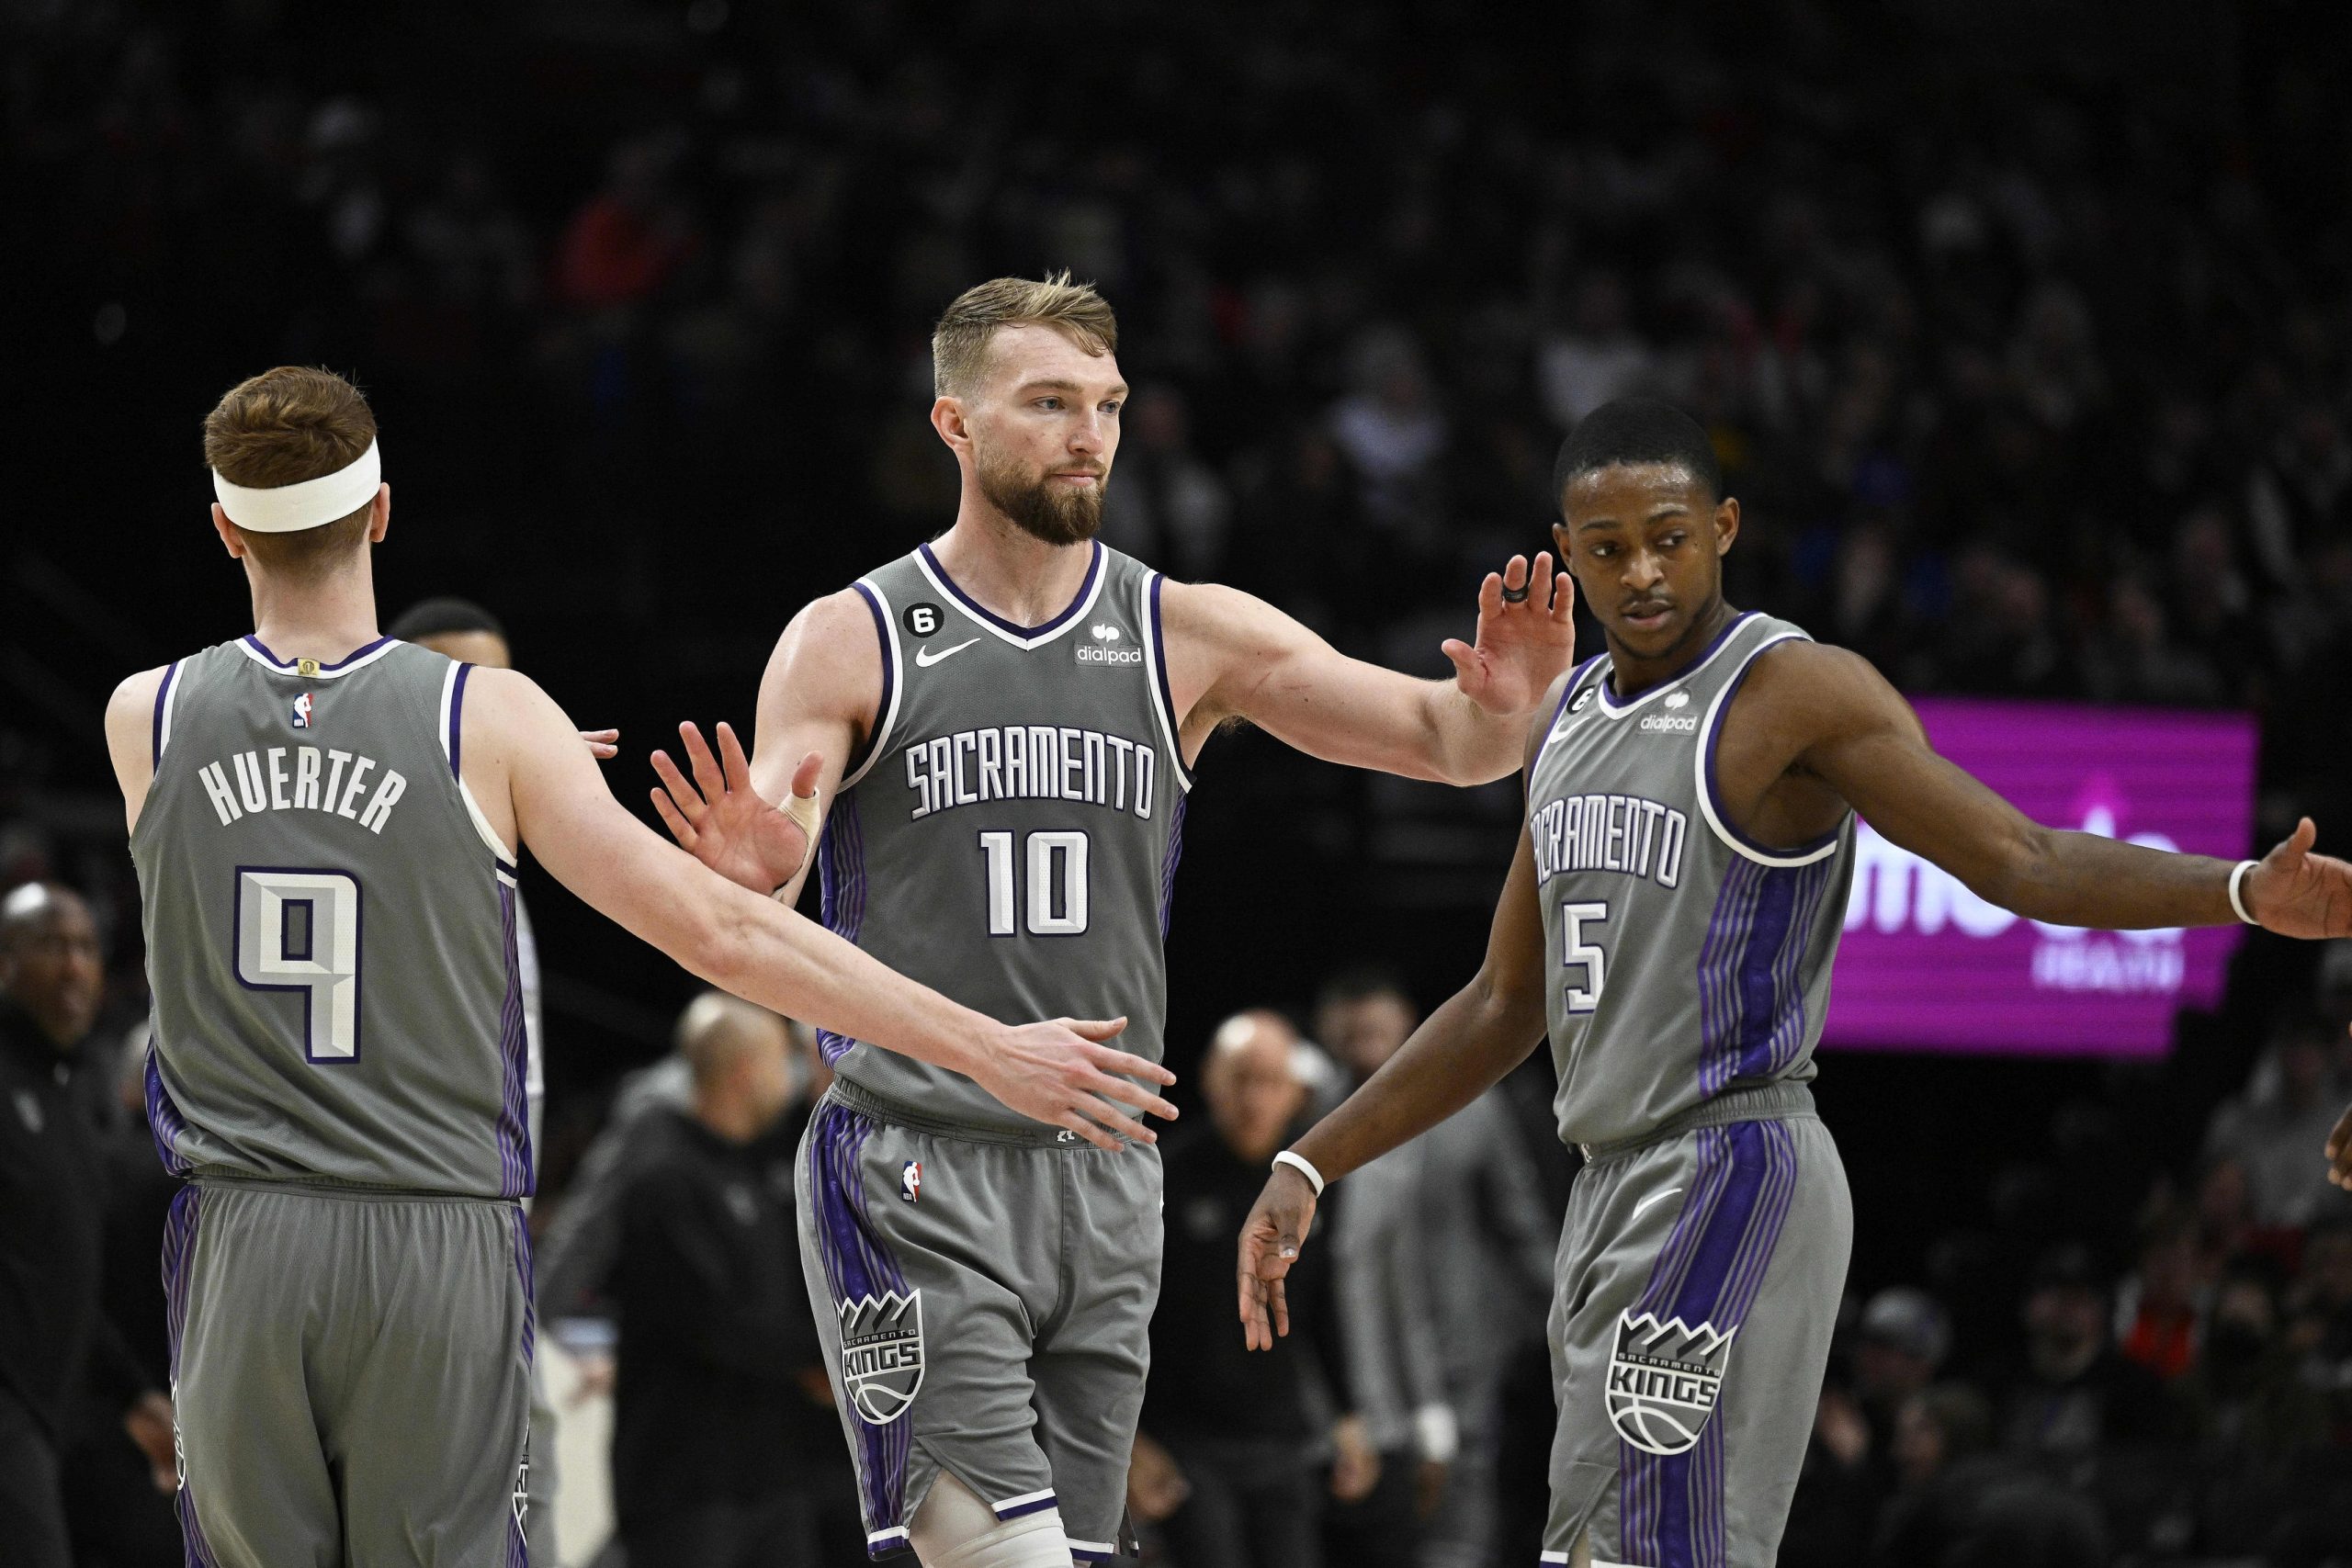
left=1605, top=1311, right=1736, bottom=1456
left=839, top=1291, right=925, bottom=1427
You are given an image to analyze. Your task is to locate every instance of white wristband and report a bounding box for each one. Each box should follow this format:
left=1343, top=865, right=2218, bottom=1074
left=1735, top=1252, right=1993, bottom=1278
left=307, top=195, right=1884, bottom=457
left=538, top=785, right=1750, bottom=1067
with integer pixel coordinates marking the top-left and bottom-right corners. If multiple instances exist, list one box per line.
left=2227, top=859, right=2259, bottom=925
left=1272, top=1150, right=1325, bottom=1197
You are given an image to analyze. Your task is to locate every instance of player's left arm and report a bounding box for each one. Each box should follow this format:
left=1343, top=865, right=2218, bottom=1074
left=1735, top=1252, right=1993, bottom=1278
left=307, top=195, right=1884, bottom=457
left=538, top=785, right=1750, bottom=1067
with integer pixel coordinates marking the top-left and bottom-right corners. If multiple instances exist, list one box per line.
left=1762, top=640, right=2352, bottom=935
left=1163, top=553, right=1574, bottom=786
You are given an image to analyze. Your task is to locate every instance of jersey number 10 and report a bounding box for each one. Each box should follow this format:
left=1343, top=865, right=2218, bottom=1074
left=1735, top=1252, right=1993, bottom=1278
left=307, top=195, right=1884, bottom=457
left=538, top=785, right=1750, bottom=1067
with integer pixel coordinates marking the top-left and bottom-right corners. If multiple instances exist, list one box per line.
left=233, top=867, right=364, bottom=1062
left=978, top=830, right=1090, bottom=937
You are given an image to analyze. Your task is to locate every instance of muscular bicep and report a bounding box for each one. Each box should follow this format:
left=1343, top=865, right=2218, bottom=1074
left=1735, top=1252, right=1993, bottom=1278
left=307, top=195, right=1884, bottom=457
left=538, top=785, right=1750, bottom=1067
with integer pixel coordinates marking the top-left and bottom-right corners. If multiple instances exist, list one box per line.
left=750, top=592, right=881, bottom=903
left=1785, top=649, right=2043, bottom=897
left=1173, top=582, right=1454, bottom=782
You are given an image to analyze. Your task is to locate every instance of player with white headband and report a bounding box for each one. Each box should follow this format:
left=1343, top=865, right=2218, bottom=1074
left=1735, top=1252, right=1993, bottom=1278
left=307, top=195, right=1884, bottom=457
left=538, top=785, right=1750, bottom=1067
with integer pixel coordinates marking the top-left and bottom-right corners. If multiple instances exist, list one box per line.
left=103, top=366, right=1174, bottom=1567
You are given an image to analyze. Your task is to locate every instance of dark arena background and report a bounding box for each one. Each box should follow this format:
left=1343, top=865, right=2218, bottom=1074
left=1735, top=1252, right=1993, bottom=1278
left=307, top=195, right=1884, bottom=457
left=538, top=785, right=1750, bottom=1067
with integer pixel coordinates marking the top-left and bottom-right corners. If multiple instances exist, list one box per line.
left=6, top=0, right=2352, bottom=1563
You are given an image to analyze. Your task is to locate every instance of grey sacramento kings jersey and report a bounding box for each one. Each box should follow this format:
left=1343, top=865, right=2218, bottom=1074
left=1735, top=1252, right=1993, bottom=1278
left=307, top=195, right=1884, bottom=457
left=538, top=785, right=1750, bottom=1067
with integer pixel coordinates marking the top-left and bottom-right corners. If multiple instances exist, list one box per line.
left=131, top=637, right=533, bottom=1198
left=818, top=541, right=1188, bottom=1135
left=1527, top=612, right=1855, bottom=1150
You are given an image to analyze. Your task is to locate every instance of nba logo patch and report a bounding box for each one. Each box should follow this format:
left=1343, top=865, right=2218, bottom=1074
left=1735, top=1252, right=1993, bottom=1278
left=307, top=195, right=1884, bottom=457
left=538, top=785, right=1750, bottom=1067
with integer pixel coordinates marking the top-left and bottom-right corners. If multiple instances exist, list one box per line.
left=290, top=692, right=315, bottom=729
left=899, top=1159, right=922, bottom=1203
left=1605, top=1312, right=1736, bottom=1456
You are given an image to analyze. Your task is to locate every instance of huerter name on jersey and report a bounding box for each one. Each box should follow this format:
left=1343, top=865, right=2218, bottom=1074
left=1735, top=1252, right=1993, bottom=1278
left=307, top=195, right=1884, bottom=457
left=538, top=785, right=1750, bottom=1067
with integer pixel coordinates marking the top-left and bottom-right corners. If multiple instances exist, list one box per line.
left=196, top=745, right=409, bottom=835
left=904, top=724, right=1161, bottom=822
left=1531, top=790, right=1688, bottom=890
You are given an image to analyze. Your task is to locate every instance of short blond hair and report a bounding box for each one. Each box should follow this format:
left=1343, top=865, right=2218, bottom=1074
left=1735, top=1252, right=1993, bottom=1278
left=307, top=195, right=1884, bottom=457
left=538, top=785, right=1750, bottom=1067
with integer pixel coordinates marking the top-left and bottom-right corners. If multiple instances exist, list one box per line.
left=202, top=367, right=379, bottom=579
left=932, top=273, right=1118, bottom=398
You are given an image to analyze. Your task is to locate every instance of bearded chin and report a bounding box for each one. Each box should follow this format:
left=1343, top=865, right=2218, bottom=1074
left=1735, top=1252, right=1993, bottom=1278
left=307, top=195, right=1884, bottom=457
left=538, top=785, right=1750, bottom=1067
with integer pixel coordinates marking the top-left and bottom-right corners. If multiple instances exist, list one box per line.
left=978, top=451, right=1105, bottom=547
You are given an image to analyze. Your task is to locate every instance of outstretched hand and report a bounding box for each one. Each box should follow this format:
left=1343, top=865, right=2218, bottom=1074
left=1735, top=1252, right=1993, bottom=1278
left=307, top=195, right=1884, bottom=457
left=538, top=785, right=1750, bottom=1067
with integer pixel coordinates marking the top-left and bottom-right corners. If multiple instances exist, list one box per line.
left=2244, top=818, right=2352, bottom=940
left=649, top=722, right=820, bottom=897
left=1237, top=1164, right=1320, bottom=1351
left=1442, top=552, right=1577, bottom=716
left=975, top=1015, right=1181, bottom=1152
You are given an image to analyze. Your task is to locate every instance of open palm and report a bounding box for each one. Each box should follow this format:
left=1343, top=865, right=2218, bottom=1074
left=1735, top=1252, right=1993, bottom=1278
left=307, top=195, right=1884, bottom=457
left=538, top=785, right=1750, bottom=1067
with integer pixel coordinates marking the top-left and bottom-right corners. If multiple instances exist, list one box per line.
left=2246, top=817, right=2352, bottom=939
left=649, top=722, right=817, bottom=897
left=1442, top=552, right=1577, bottom=716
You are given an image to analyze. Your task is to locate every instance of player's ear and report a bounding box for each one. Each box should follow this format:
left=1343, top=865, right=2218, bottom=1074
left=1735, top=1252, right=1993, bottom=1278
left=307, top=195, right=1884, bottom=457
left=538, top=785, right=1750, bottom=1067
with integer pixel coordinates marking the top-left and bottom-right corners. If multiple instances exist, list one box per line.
left=931, top=395, right=971, bottom=457
left=1713, top=496, right=1740, bottom=556
left=368, top=483, right=391, bottom=544
left=210, top=502, right=247, bottom=560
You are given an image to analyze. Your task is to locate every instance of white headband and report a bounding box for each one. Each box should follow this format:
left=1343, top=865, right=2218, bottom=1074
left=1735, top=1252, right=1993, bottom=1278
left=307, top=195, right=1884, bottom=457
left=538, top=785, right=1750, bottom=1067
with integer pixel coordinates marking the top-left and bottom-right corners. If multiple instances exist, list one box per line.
left=212, top=438, right=381, bottom=534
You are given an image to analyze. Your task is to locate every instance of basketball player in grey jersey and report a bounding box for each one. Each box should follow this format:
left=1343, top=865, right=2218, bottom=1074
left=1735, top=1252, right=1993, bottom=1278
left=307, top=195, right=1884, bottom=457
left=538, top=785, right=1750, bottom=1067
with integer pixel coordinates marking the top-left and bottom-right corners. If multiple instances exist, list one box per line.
left=648, top=275, right=1576, bottom=1567
left=104, top=367, right=1174, bottom=1568
left=1241, top=397, right=2352, bottom=1568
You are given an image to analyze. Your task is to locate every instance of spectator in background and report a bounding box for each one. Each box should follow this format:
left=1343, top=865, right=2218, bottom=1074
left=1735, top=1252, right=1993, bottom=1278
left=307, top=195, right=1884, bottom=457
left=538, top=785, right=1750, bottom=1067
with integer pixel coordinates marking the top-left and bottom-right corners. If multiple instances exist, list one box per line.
left=1140, top=1011, right=1375, bottom=1568
left=1853, top=1287, right=1954, bottom=1440
left=1314, top=968, right=1552, bottom=1568
left=2000, top=1244, right=2176, bottom=1465
left=2179, top=1263, right=2330, bottom=1457
left=2286, top=1218, right=2352, bottom=1432
left=2204, top=1011, right=2349, bottom=1229
left=2114, top=1212, right=2204, bottom=1382
left=0, top=884, right=175, bottom=1567
left=603, top=990, right=846, bottom=1568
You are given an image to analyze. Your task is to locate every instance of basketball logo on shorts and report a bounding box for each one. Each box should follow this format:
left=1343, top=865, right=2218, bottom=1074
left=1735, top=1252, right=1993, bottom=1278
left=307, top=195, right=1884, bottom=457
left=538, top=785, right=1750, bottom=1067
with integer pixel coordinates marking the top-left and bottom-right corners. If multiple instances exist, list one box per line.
left=839, top=1290, right=925, bottom=1426
left=1605, top=1311, right=1736, bottom=1456
left=903, top=603, right=944, bottom=637
left=899, top=1159, right=922, bottom=1203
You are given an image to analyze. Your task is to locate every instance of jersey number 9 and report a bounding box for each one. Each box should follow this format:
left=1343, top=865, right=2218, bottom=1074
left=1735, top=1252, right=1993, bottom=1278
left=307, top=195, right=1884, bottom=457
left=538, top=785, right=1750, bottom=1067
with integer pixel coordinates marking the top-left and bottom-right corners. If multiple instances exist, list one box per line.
left=234, top=867, right=364, bottom=1063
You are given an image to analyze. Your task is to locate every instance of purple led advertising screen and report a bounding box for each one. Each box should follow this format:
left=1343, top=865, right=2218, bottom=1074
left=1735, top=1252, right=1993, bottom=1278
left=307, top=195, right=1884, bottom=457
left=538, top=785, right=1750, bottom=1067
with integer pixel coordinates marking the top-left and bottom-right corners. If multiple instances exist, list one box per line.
left=1821, top=697, right=2258, bottom=1058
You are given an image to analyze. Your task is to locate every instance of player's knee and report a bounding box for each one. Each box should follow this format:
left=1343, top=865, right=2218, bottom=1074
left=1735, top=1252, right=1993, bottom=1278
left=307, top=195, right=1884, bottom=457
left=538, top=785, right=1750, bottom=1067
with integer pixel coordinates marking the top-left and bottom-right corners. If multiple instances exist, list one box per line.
left=910, top=1474, right=1069, bottom=1568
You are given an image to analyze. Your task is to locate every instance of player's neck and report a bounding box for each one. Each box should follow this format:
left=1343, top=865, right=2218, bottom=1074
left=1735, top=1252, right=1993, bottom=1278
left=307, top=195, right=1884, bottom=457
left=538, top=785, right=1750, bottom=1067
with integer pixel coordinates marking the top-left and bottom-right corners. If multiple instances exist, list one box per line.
left=244, top=559, right=382, bottom=665
left=1607, top=598, right=1740, bottom=697
left=930, top=511, right=1096, bottom=627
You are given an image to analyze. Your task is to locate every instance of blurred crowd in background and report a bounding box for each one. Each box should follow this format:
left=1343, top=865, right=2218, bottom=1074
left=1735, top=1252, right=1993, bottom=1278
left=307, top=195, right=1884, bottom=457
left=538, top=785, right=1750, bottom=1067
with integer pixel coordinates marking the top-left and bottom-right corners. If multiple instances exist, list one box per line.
left=7, top=0, right=2352, bottom=1562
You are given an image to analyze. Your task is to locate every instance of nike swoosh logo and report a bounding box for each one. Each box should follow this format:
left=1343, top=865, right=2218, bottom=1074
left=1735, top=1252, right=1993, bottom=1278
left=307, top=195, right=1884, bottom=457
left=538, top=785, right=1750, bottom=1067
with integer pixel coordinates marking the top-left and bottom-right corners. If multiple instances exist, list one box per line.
left=914, top=638, right=980, bottom=668
left=1630, top=1187, right=1682, bottom=1222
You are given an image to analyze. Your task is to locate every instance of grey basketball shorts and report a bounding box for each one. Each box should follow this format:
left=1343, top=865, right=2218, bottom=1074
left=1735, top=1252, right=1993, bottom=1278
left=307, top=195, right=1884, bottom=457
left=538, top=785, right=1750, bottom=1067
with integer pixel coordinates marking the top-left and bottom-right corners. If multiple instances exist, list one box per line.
left=1541, top=1112, right=1851, bottom=1568
left=798, top=1089, right=1163, bottom=1562
left=163, top=1179, right=535, bottom=1567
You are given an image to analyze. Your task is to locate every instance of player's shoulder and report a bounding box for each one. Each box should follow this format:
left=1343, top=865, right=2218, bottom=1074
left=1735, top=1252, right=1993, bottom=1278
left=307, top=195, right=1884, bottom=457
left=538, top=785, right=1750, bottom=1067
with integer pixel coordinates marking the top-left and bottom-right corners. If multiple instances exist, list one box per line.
left=104, top=663, right=173, bottom=769
left=759, top=585, right=888, bottom=708
left=1736, top=634, right=1906, bottom=736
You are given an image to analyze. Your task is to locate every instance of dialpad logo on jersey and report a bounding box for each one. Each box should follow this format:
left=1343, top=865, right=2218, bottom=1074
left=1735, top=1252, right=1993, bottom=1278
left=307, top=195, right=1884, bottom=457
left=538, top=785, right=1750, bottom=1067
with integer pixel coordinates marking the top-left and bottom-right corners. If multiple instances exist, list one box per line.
left=1638, top=710, right=1698, bottom=733
left=290, top=692, right=315, bottom=729
left=1664, top=689, right=1690, bottom=709
left=899, top=1159, right=922, bottom=1203
left=1078, top=621, right=1144, bottom=666
left=903, top=602, right=945, bottom=637
left=840, top=1290, right=924, bottom=1425
left=1605, top=1312, right=1736, bottom=1456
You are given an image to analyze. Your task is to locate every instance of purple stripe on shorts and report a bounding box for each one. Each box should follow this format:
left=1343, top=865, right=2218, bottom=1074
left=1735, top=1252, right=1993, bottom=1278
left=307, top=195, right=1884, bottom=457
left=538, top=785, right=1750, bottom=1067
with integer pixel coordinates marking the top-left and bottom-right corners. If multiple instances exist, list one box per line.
left=997, top=1494, right=1059, bottom=1521
left=1618, top=1121, right=1803, bottom=1568
left=161, top=1187, right=222, bottom=1568
left=805, top=1101, right=916, bottom=1553
left=494, top=884, right=533, bottom=1198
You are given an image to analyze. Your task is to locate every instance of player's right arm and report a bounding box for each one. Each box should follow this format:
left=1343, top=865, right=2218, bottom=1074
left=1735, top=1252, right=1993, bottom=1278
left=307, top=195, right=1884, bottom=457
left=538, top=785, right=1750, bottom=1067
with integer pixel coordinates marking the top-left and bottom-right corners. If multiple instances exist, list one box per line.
left=466, top=666, right=1175, bottom=1149
left=647, top=590, right=877, bottom=904
left=103, top=667, right=170, bottom=831
left=1238, top=815, right=1554, bottom=1350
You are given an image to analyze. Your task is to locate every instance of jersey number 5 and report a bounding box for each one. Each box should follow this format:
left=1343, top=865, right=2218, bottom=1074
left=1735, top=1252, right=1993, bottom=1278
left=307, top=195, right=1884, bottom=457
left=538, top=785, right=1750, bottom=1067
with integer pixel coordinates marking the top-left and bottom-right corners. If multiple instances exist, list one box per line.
left=234, top=867, right=364, bottom=1063
left=1561, top=899, right=1608, bottom=1013
left=978, top=830, right=1090, bottom=937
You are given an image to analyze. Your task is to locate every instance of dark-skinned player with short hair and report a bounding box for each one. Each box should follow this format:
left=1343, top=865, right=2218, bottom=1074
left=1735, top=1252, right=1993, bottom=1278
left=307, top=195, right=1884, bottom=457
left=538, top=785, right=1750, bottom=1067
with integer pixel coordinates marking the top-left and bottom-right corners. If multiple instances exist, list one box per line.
left=1241, top=397, right=2352, bottom=1568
